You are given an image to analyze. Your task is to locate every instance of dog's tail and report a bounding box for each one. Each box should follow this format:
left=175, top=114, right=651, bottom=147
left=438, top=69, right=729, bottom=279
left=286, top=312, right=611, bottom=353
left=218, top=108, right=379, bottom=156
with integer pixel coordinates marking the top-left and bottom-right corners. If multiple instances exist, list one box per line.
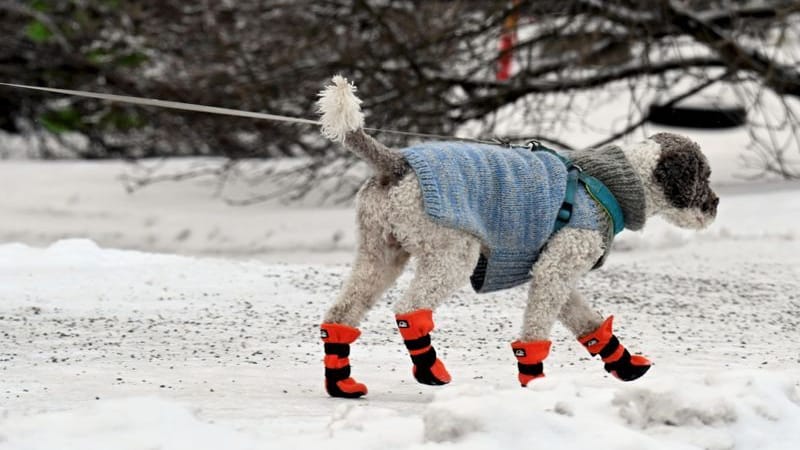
left=317, top=75, right=407, bottom=183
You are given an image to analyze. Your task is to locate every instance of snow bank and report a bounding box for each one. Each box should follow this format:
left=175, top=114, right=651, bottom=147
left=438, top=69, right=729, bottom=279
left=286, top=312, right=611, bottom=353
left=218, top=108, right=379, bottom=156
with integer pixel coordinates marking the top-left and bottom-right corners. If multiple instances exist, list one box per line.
left=0, top=238, right=274, bottom=311
left=417, top=374, right=800, bottom=450
left=0, top=160, right=357, bottom=263
left=0, top=397, right=260, bottom=450
left=2, top=374, right=798, bottom=449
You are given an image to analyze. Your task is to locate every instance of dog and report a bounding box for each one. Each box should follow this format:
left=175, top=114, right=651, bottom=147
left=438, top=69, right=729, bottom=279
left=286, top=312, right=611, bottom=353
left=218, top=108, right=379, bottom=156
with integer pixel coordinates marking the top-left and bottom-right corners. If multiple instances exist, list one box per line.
left=315, top=75, right=719, bottom=398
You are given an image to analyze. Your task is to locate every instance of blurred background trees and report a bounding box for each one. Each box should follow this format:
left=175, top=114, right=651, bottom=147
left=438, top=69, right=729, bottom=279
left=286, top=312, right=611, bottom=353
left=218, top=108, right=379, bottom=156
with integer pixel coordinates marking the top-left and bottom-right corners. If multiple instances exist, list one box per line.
left=1, top=0, right=798, bottom=198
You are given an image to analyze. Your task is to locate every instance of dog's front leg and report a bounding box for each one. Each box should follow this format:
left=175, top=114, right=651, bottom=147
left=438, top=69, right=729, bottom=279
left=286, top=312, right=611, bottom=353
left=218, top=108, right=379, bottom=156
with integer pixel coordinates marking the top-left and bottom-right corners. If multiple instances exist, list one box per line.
left=511, top=228, right=604, bottom=386
left=520, top=229, right=604, bottom=341
left=559, top=289, right=653, bottom=382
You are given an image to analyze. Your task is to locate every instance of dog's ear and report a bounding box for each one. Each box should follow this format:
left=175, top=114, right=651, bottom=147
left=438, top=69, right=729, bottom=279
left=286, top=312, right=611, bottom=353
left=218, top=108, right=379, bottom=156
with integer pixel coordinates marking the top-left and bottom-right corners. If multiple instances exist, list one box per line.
left=650, top=133, right=711, bottom=209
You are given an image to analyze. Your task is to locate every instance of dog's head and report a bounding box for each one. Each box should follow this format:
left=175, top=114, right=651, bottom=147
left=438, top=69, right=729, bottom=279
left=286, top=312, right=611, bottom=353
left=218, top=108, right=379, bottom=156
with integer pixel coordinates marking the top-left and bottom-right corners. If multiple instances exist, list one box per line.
left=624, top=132, right=718, bottom=229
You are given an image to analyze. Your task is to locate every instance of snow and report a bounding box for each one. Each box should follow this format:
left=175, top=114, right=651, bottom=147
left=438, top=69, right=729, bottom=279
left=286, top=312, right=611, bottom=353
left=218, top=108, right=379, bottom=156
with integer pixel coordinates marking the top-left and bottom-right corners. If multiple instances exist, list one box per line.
left=2, top=127, right=800, bottom=448
left=7, top=375, right=797, bottom=450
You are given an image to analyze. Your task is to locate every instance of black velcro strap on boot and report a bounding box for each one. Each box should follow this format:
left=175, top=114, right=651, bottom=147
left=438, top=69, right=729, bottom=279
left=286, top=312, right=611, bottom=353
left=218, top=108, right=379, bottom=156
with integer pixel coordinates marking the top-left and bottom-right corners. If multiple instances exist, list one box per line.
left=598, top=336, right=621, bottom=359
left=603, top=349, right=649, bottom=381
left=517, top=362, right=544, bottom=377
left=410, top=346, right=437, bottom=368
left=324, top=365, right=351, bottom=381
left=324, top=343, right=350, bottom=357
left=605, top=349, right=650, bottom=381
left=409, top=346, right=447, bottom=386
left=403, top=334, right=431, bottom=351
left=604, top=348, right=631, bottom=371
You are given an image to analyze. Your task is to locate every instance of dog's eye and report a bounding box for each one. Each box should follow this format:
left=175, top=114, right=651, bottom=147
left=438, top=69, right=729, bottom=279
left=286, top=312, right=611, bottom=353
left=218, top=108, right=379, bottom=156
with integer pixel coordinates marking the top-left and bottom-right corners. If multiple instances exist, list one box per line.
left=654, top=151, right=704, bottom=209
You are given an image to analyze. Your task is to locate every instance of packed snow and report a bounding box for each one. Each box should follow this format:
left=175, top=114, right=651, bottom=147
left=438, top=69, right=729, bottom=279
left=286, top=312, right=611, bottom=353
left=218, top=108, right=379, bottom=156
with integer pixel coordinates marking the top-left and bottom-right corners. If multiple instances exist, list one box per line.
left=2, top=125, right=800, bottom=449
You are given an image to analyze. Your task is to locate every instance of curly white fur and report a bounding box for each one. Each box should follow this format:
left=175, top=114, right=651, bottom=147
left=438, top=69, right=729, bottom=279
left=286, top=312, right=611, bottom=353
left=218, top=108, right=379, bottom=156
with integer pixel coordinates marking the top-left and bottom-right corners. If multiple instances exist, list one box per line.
left=317, top=75, right=364, bottom=143
left=323, top=172, right=602, bottom=341
left=323, top=175, right=481, bottom=326
left=521, top=228, right=605, bottom=340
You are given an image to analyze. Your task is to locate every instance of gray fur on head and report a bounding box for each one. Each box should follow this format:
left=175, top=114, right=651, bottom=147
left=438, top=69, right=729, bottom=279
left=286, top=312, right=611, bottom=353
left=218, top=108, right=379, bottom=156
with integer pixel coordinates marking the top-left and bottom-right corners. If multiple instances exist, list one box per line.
left=650, top=132, right=701, bottom=157
left=650, top=133, right=716, bottom=213
left=570, top=145, right=647, bottom=231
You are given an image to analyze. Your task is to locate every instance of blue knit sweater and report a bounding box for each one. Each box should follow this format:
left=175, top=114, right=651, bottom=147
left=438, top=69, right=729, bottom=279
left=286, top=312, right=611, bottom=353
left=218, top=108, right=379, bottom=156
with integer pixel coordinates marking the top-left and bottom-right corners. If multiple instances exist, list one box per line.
left=402, top=142, right=600, bottom=293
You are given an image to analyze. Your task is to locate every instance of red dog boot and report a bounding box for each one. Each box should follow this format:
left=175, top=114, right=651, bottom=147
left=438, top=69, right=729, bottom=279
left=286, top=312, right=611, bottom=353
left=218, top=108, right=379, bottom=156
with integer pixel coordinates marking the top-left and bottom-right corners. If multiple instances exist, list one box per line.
left=511, top=340, right=552, bottom=387
left=320, top=323, right=368, bottom=398
left=578, top=316, right=651, bottom=381
left=395, top=309, right=451, bottom=385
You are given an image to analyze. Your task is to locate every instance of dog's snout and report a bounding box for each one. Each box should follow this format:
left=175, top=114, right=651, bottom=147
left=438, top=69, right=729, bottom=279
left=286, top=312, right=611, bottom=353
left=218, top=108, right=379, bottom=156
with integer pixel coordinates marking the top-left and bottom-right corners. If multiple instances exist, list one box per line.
left=702, top=192, right=719, bottom=214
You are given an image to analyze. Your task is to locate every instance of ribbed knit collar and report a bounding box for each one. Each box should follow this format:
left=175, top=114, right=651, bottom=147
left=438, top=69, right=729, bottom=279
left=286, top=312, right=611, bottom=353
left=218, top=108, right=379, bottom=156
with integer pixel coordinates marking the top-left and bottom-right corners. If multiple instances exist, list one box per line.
left=569, top=145, right=647, bottom=231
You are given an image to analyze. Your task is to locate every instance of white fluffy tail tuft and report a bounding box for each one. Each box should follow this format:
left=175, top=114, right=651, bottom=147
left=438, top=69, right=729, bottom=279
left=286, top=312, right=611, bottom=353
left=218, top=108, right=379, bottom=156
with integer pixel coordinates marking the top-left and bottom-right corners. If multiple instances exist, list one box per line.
left=316, top=75, right=364, bottom=143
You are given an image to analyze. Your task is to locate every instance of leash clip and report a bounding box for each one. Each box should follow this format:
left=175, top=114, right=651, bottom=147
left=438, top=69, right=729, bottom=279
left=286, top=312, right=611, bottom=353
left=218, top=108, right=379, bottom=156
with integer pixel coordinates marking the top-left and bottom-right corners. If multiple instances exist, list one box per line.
left=525, top=140, right=542, bottom=151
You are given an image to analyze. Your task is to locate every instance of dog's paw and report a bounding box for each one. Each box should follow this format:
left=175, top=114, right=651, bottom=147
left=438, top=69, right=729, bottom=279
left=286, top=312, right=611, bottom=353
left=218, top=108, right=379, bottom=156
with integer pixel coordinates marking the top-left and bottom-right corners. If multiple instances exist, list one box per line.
left=316, top=75, right=364, bottom=142
left=606, top=354, right=652, bottom=382
left=326, top=377, right=368, bottom=398
left=413, top=358, right=452, bottom=386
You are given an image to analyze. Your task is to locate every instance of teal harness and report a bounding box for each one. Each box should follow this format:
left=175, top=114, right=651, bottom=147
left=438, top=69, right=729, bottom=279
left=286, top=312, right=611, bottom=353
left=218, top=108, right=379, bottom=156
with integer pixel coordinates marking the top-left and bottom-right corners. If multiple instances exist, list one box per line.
left=529, top=143, right=626, bottom=236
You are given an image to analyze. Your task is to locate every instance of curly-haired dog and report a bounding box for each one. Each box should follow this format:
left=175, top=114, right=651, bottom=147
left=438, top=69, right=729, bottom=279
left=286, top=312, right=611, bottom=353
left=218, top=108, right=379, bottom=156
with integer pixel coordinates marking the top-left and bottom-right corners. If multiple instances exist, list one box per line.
left=316, top=76, right=718, bottom=398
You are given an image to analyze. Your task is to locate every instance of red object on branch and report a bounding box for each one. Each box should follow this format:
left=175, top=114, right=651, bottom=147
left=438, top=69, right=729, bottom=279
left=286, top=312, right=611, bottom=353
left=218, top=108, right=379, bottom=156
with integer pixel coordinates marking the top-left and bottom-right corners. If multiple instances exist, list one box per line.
left=497, top=0, right=521, bottom=81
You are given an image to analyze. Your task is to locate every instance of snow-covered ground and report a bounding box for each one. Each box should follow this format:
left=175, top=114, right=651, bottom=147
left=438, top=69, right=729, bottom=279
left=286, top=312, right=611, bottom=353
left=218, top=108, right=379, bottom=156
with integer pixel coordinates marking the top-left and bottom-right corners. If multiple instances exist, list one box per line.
left=1, top=132, right=800, bottom=448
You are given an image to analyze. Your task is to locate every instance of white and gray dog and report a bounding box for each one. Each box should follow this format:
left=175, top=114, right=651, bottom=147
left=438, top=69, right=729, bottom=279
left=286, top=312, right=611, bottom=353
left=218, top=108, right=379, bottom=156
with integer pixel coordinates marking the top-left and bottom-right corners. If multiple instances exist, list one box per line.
left=316, top=75, right=718, bottom=398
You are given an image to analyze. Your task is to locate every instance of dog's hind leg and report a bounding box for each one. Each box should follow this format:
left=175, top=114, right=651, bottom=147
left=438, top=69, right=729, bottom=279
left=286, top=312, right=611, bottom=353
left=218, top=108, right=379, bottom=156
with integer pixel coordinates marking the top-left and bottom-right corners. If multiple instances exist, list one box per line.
left=392, top=230, right=481, bottom=386
left=320, top=236, right=408, bottom=398
left=558, top=290, right=652, bottom=382
left=323, top=235, right=409, bottom=328
left=321, top=184, right=410, bottom=398
left=324, top=179, right=411, bottom=327
left=557, top=290, right=602, bottom=337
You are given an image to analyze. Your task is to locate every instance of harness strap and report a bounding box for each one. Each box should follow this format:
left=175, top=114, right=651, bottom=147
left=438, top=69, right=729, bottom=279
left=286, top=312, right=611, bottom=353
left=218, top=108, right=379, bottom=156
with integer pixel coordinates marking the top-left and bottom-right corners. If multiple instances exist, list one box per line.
left=580, top=174, right=625, bottom=235
left=553, top=169, right=579, bottom=234
left=528, top=142, right=625, bottom=235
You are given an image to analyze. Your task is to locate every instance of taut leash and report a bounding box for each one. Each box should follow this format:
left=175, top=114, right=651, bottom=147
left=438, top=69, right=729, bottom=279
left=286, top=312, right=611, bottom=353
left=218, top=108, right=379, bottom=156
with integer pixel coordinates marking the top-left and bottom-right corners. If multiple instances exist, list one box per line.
left=0, top=82, right=500, bottom=146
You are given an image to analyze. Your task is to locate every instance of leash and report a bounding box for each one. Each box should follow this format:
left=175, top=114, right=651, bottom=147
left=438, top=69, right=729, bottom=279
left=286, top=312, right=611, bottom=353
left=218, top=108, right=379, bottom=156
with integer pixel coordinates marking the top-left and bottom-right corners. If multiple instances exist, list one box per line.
left=0, top=82, right=501, bottom=146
